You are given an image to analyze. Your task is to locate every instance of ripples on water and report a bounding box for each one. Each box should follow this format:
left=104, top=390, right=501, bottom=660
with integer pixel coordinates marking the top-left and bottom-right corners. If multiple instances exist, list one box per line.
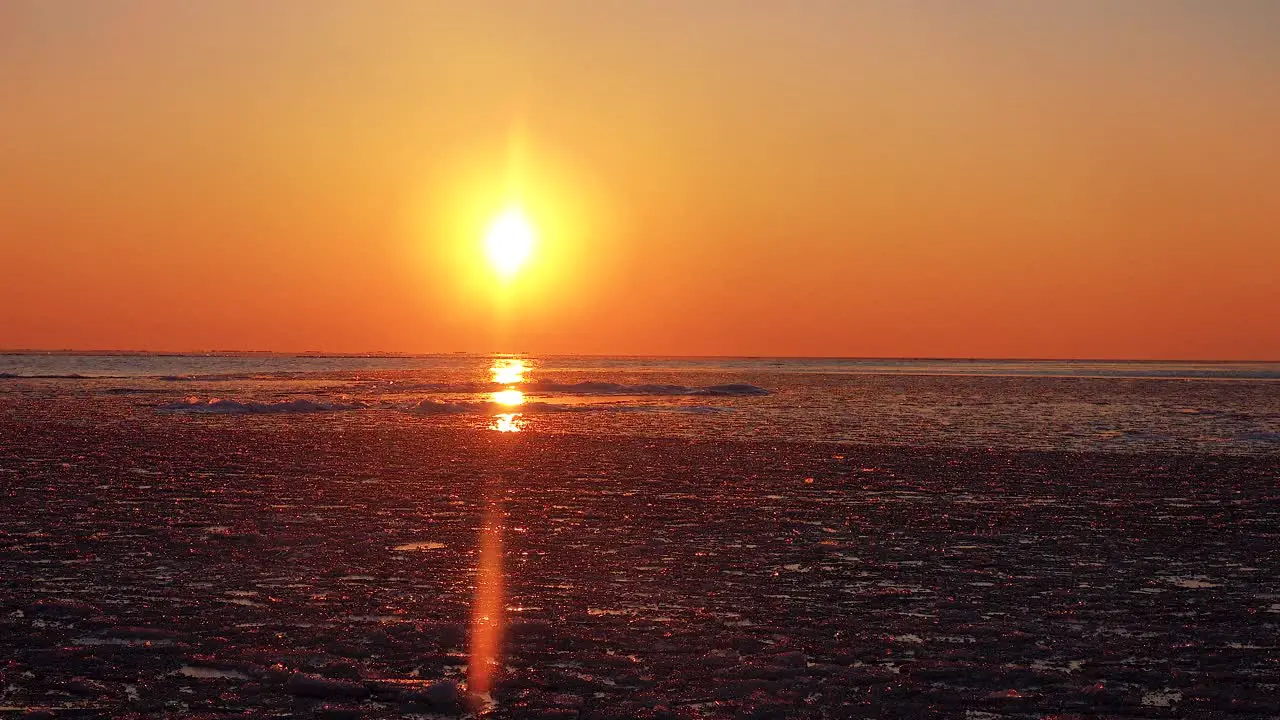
left=1, top=353, right=1278, bottom=454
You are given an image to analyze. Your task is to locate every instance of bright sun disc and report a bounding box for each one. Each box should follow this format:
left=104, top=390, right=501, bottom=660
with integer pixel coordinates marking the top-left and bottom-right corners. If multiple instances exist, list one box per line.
left=483, top=208, right=535, bottom=277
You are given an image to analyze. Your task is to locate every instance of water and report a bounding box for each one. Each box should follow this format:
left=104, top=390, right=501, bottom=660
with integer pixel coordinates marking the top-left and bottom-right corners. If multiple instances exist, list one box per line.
left=2, top=353, right=1278, bottom=454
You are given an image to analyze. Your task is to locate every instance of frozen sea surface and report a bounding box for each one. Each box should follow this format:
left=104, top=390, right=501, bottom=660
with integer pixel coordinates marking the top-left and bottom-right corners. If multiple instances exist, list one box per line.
left=0, top=402, right=1277, bottom=717
left=1, top=355, right=1279, bottom=717
left=2, top=353, right=1279, bottom=454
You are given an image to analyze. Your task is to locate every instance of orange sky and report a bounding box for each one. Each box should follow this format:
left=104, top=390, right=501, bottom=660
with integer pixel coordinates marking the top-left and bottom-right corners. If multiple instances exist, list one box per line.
left=2, top=1, right=1277, bottom=359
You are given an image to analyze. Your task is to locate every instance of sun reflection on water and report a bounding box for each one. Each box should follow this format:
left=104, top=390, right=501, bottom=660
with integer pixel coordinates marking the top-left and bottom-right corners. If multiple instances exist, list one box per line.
left=468, top=502, right=504, bottom=706
left=490, top=388, right=525, bottom=406
left=490, top=413, right=524, bottom=433
left=490, top=359, right=527, bottom=385
left=488, top=359, right=529, bottom=432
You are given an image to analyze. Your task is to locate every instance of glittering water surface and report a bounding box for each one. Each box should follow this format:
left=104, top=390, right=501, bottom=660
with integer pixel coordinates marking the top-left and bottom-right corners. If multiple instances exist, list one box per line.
left=2, top=353, right=1277, bottom=454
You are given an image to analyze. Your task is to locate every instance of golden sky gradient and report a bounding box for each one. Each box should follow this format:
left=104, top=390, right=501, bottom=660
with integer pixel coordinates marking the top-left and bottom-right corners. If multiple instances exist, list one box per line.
left=2, top=1, right=1277, bottom=358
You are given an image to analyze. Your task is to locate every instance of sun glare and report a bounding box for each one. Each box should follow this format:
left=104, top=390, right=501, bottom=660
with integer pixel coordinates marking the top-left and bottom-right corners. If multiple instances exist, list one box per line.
left=490, top=413, right=524, bottom=433
left=490, top=359, right=527, bottom=385
left=483, top=208, right=535, bottom=278
left=491, top=388, right=525, bottom=406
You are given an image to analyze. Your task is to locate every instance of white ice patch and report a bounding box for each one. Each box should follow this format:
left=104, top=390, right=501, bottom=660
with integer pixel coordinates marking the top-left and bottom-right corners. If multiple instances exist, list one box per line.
left=401, top=399, right=476, bottom=415
left=178, top=665, right=250, bottom=680
left=1162, top=575, right=1221, bottom=589
left=159, top=397, right=367, bottom=414
left=1141, top=689, right=1182, bottom=707
left=392, top=541, right=446, bottom=551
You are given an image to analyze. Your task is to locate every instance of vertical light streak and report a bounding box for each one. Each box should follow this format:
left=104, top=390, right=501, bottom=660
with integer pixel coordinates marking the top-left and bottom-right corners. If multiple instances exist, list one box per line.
left=467, top=501, right=505, bottom=706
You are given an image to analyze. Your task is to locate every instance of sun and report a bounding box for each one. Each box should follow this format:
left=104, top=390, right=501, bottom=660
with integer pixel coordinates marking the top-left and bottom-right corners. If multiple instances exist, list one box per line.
left=483, top=207, right=535, bottom=278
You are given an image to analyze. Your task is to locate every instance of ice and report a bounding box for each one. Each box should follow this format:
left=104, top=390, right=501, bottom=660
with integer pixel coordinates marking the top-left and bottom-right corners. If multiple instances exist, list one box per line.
left=1164, top=576, right=1221, bottom=589
left=178, top=665, right=250, bottom=680
left=159, top=397, right=367, bottom=413
left=526, top=380, right=768, bottom=396
left=392, top=541, right=447, bottom=551
left=1141, top=689, right=1182, bottom=707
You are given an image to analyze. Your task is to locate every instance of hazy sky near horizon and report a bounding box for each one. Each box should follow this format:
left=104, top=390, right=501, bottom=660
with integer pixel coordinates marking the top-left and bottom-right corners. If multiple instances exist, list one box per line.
left=2, top=1, right=1278, bottom=358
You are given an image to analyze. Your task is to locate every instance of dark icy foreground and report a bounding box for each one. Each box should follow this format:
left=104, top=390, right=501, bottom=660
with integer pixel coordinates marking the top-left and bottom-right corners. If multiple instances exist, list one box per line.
left=1, top=400, right=1278, bottom=719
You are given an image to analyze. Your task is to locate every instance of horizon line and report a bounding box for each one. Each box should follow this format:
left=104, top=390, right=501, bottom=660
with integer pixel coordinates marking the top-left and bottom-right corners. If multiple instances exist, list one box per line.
left=1, top=348, right=1277, bottom=365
